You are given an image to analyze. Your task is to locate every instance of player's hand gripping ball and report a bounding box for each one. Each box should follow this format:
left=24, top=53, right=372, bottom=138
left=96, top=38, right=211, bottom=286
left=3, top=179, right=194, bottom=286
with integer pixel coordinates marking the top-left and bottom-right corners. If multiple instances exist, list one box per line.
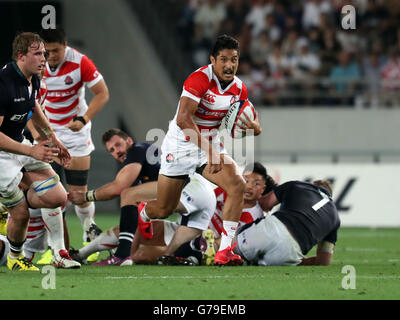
left=224, top=100, right=256, bottom=138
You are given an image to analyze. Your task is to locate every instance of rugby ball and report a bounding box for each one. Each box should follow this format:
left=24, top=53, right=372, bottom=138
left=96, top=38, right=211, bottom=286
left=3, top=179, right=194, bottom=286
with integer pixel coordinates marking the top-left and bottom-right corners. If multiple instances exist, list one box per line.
left=223, top=100, right=256, bottom=138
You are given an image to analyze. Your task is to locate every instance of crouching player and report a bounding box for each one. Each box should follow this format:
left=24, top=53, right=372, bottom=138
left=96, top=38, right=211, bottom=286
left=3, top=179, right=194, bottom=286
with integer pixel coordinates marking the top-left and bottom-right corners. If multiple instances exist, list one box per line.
left=69, top=173, right=216, bottom=266
left=169, top=162, right=277, bottom=265
left=234, top=180, right=340, bottom=266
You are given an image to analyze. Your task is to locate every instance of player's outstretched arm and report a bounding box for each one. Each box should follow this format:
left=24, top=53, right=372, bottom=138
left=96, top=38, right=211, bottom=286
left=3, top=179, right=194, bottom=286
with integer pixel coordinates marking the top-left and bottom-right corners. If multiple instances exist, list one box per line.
left=69, top=162, right=142, bottom=204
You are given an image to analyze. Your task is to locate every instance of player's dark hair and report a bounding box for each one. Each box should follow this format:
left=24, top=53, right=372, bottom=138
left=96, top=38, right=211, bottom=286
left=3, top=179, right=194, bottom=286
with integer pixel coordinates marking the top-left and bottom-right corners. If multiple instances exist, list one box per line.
left=264, top=175, right=278, bottom=195
left=243, top=162, right=267, bottom=180
left=243, top=162, right=278, bottom=195
left=12, top=32, right=43, bottom=61
left=211, top=34, right=240, bottom=58
left=313, top=180, right=333, bottom=197
left=102, top=128, right=129, bottom=145
left=40, top=27, right=66, bottom=44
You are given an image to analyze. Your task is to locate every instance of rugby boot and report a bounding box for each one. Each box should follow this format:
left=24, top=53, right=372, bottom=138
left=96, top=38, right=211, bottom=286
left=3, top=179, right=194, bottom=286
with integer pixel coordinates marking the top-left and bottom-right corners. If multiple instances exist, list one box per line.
left=7, top=254, right=39, bottom=271
left=53, top=250, right=81, bottom=269
left=214, top=243, right=243, bottom=266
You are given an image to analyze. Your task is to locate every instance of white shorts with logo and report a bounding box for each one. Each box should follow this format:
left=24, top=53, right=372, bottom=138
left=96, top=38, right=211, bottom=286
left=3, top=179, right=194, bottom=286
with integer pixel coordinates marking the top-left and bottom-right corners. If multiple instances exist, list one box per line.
left=52, top=121, right=94, bottom=157
left=236, top=215, right=304, bottom=266
left=159, top=120, right=226, bottom=176
left=163, top=173, right=216, bottom=244
left=0, top=138, right=52, bottom=197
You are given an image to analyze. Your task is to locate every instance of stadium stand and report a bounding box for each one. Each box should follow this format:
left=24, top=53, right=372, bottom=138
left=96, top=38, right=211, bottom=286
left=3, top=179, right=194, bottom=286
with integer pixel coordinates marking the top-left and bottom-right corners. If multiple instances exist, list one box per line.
left=130, top=0, right=400, bottom=108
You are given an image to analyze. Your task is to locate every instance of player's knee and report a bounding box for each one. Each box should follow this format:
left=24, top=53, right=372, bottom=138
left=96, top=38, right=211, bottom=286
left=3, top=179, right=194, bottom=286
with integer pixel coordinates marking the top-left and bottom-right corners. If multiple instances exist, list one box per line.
left=43, top=191, right=67, bottom=209
left=153, top=205, right=175, bottom=219
left=120, top=188, right=137, bottom=204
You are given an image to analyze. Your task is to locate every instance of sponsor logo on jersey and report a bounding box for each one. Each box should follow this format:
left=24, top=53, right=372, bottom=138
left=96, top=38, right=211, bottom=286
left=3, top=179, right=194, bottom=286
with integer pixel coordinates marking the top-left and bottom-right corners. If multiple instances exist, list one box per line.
left=10, top=112, right=28, bottom=122
left=64, top=75, right=73, bottom=85
left=203, top=93, right=216, bottom=104
left=230, top=95, right=238, bottom=104
left=196, top=107, right=226, bottom=117
left=166, top=153, right=175, bottom=163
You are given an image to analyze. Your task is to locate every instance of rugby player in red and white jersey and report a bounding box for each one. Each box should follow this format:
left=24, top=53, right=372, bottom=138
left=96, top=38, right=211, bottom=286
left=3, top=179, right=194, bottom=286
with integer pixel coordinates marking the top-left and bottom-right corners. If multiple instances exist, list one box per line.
left=210, top=162, right=270, bottom=241
left=40, top=28, right=109, bottom=243
left=0, top=202, right=80, bottom=268
left=132, top=162, right=276, bottom=265
left=139, top=35, right=262, bottom=265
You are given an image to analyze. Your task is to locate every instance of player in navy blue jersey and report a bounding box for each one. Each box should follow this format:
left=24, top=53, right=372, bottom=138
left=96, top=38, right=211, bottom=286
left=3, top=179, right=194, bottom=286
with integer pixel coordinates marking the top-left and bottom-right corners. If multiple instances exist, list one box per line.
left=68, top=128, right=160, bottom=265
left=235, top=180, right=340, bottom=266
left=69, top=128, right=217, bottom=266
left=0, top=32, right=71, bottom=271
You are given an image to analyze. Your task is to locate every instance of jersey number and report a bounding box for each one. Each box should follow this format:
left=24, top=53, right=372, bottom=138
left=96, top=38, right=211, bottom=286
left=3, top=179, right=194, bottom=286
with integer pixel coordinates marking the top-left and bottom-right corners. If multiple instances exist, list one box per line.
left=312, top=190, right=330, bottom=211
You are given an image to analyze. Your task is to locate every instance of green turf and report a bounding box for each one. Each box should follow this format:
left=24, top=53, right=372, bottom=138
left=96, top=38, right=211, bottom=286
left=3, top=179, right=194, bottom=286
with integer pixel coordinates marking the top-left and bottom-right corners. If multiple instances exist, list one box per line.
left=0, top=213, right=399, bottom=300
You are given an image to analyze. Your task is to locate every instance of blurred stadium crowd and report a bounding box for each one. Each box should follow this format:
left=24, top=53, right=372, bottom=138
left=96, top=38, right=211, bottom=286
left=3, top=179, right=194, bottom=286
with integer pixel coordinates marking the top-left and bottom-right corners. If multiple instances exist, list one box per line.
left=166, top=0, right=400, bottom=107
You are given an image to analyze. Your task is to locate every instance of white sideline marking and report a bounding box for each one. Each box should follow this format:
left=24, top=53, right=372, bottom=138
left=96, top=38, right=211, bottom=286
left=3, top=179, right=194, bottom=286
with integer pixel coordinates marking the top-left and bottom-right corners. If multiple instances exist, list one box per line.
left=105, top=274, right=400, bottom=280
left=339, top=232, right=400, bottom=238
left=338, top=247, right=394, bottom=252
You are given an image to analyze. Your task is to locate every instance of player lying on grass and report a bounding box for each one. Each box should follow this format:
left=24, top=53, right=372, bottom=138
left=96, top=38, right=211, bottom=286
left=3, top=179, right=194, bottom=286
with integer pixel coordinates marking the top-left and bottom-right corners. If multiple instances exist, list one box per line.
left=69, top=173, right=216, bottom=265
left=155, top=162, right=277, bottom=266
left=233, top=179, right=340, bottom=266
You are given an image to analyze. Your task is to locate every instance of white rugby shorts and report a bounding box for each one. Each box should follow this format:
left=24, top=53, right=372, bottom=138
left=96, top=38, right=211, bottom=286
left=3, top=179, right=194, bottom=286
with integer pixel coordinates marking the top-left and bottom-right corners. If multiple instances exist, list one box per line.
left=236, top=215, right=304, bottom=266
left=160, top=120, right=226, bottom=176
left=163, top=173, right=217, bottom=244
left=0, top=138, right=52, bottom=197
left=52, top=121, right=94, bottom=157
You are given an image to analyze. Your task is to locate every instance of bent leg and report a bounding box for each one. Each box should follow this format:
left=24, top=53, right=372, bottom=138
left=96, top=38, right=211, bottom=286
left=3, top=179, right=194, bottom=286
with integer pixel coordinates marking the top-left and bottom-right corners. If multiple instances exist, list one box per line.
left=144, top=175, right=186, bottom=219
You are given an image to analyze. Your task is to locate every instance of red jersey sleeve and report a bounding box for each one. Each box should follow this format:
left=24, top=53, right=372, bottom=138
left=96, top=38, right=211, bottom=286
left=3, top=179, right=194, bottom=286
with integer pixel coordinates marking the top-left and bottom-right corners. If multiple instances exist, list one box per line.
left=239, top=82, right=248, bottom=100
left=80, top=55, right=101, bottom=84
left=183, top=70, right=210, bottom=100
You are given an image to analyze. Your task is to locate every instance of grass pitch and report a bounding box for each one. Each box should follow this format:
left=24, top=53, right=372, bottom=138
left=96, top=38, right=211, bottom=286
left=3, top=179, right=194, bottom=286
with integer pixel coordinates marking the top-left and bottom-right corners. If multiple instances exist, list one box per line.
left=1, top=213, right=399, bottom=301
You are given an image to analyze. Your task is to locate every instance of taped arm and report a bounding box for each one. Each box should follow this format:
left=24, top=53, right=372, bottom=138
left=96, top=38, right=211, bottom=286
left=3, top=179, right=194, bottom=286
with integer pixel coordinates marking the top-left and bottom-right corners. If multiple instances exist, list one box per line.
left=88, top=163, right=142, bottom=201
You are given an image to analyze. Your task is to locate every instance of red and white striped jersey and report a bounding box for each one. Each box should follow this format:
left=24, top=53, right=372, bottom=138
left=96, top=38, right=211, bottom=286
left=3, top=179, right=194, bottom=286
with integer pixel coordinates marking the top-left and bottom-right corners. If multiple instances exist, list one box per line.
left=36, top=79, right=48, bottom=112
left=209, top=187, right=265, bottom=238
left=43, top=46, right=103, bottom=127
left=175, top=64, right=248, bottom=133
left=26, top=209, right=46, bottom=240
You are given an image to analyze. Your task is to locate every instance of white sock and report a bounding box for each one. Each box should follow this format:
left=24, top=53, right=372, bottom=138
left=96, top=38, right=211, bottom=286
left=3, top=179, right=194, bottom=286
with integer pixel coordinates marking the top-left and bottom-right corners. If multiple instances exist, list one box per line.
left=219, top=220, right=238, bottom=251
left=41, top=207, right=65, bottom=253
left=75, top=202, right=95, bottom=241
left=78, top=228, right=118, bottom=259
left=140, top=205, right=151, bottom=222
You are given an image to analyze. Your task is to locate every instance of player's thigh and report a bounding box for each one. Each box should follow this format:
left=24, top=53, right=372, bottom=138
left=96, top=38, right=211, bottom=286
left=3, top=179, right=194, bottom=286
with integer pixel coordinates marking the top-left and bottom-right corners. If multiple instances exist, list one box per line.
left=121, top=182, right=158, bottom=206
left=154, top=175, right=186, bottom=210
left=68, top=156, right=91, bottom=171
left=201, top=155, right=245, bottom=193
